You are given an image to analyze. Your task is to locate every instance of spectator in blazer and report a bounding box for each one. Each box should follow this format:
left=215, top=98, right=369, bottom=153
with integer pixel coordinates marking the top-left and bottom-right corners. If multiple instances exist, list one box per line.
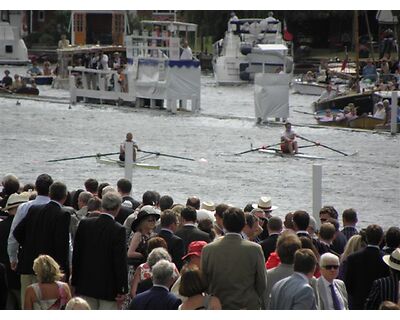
left=292, top=210, right=311, bottom=238
left=158, top=209, right=184, bottom=270
left=265, top=231, right=301, bottom=309
left=260, top=216, right=283, bottom=261
left=201, top=207, right=266, bottom=309
left=270, top=248, right=318, bottom=310
left=71, top=191, right=128, bottom=309
left=382, top=227, right=400, bottom=255
left=341, top=208, right=359, bottom=241
left=129, top=259, right=181, bottom=310
left=213, top=203, right=229, bottom=237
left=13, top=181, right=70, bottom=309
left=315, top=222, right=339, bottom=257
left=117, top=178, right=140, bottom=211
left=316, top=253, right=348, bottom=309
left=344, top=224, right=389, bottom=309
left=84, top=178, right=98, bottom=196
left=365, top=248, right=400, bottom=309
left=319, top=206, right=347, bottom=254
left=175, top=206, right=210, bottom=254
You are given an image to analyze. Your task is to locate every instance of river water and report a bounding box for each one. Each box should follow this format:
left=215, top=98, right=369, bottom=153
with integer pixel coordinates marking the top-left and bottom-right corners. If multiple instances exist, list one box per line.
left=0, top=68, right=399, bottom=229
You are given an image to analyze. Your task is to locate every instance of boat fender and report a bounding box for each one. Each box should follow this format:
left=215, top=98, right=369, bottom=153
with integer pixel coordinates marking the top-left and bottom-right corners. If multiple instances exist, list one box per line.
left=240, top=43, right=252, bottom=55
left=239, top=71, right=250, bottom=81
left=239, top=63, right=249, bottom=72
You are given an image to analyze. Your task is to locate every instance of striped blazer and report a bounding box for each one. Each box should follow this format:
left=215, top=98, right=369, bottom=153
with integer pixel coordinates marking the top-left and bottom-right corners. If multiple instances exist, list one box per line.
left=364, top=272, right=399, bottom=309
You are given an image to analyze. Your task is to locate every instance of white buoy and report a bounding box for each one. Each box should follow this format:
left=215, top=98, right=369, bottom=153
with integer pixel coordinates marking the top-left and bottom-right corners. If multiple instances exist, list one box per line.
left=312, top=164, right=322, bottom=230
left=124, top=141, right=133, bottom=183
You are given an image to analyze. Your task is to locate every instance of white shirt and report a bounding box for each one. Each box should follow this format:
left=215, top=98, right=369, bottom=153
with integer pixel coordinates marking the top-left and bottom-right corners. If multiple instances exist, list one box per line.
left=99, top=54, right=110, bottom=70
left=180, top=47, right=193, bottom=60
left=8, top=195, right=50, bottom=263
left=320, top=276, right=345, bottom=310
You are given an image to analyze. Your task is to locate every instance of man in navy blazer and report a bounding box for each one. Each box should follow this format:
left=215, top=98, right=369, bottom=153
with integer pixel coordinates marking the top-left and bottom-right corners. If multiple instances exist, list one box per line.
left=71, top=191, right=128, bottom=309
left=344, top=224, right=389, bottom=309
left=158, top=209, right=185, bottom=270
left=129, top=259, right=181, bottom=310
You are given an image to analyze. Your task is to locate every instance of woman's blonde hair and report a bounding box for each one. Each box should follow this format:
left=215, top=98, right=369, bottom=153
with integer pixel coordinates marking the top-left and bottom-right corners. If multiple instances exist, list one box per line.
left=65, top=297, right=91, bottom=310
left=33, top=255, right=64, bottom=283
left=341, top=234, right=366, bottom=262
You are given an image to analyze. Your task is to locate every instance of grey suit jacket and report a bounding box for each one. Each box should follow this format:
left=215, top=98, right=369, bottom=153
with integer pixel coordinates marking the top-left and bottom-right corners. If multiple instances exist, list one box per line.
left=265, top=263, right=294, bottom=309
left=270, top=272, right=317, bottom=310
left=201, top=233, right=266, bottom=309
left=316, top=277, right=348, bottom=310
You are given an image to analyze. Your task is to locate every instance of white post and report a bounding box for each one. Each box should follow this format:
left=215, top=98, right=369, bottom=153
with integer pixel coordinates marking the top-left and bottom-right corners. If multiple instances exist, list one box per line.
left=312, top=164, right=322, bottom=230
left=124, top=141, right=133, bottom=183
left=69, top=75, right=76, bottom=105
left=391, top=91, right=398, bottom=135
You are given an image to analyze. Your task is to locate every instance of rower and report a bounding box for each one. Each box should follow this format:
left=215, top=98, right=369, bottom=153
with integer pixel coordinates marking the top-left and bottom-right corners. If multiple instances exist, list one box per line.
left=281, top=122, right=298, bottom=155
left=119, top=132, right=138, bottom=162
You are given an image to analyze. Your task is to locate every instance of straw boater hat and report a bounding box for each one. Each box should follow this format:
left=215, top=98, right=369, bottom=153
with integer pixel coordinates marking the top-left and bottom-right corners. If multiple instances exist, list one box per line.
left=383, top=248, right=400, bottom=272
left=201, top=201, right=215, bottom=212
left=130, top=205, right=160, bottom=232
left=257, top=196, right=278, bottom=212
left=4, top=192, right=30, bottom=211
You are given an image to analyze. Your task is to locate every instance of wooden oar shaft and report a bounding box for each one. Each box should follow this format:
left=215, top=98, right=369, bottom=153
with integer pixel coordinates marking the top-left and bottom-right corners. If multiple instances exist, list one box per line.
left=138, top=149, right=195, bottom=161
left=297, top=135, right=349, bottom=156
left=47, top=152, right=120, bottom=162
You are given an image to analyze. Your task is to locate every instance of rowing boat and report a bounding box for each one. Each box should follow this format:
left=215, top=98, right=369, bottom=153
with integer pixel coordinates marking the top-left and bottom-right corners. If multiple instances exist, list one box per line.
left=95, top=155, right=160, bottom=170
left=259, top=149, right=325, bottom=160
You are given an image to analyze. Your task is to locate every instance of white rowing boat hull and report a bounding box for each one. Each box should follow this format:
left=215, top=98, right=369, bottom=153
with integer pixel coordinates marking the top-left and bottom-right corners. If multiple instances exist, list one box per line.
left=259, top=149, right=325, bottom=160
left=96, top=156, right=160, bottom=170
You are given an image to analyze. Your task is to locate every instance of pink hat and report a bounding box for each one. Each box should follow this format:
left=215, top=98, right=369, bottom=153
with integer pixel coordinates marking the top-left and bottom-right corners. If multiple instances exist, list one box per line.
left=182, top=241, right=207, bottom=260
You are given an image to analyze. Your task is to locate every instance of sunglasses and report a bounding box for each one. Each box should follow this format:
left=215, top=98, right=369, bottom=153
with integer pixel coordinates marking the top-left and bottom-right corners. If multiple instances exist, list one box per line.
left=323, top=265, right=339, bottom=270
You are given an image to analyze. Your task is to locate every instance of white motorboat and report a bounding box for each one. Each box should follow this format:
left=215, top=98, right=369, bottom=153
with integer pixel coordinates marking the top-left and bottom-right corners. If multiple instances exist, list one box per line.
left=213, top=17, right=293, bottom=85
left=0, top=13, right=29, bottom=65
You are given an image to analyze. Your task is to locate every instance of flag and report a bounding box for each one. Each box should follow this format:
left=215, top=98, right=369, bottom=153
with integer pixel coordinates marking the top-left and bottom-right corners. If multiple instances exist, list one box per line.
left=283, top=19, right=293, bottom=42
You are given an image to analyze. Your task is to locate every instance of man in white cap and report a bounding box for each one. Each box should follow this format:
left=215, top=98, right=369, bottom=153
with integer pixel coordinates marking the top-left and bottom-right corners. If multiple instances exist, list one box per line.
left=365, top=247, right=400, bottom=309
left=255, top=196, right=278, bottom=241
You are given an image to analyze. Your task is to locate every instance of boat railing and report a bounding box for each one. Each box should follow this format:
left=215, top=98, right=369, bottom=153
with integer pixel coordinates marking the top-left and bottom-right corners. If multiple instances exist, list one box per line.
left=126, top=32, right=195, bottom=62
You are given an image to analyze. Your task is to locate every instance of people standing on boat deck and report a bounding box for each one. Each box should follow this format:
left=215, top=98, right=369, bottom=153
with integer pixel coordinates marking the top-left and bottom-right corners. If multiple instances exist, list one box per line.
left=227, top=12, right=239, bottom=32
left=317, top=84, right=337, bottom=102
left=281, top=122, right=298, bottom=154
left=1, top=70, right=13, bottom=89
left=58, top=34, right=70, bottom=49
left=362, top=59, right=378, bottom=82
left=119, top=132, right=139, bottom=162
left=180, top=41, right=193, bottom=60
left=27, top=61, right=42, bottom=76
